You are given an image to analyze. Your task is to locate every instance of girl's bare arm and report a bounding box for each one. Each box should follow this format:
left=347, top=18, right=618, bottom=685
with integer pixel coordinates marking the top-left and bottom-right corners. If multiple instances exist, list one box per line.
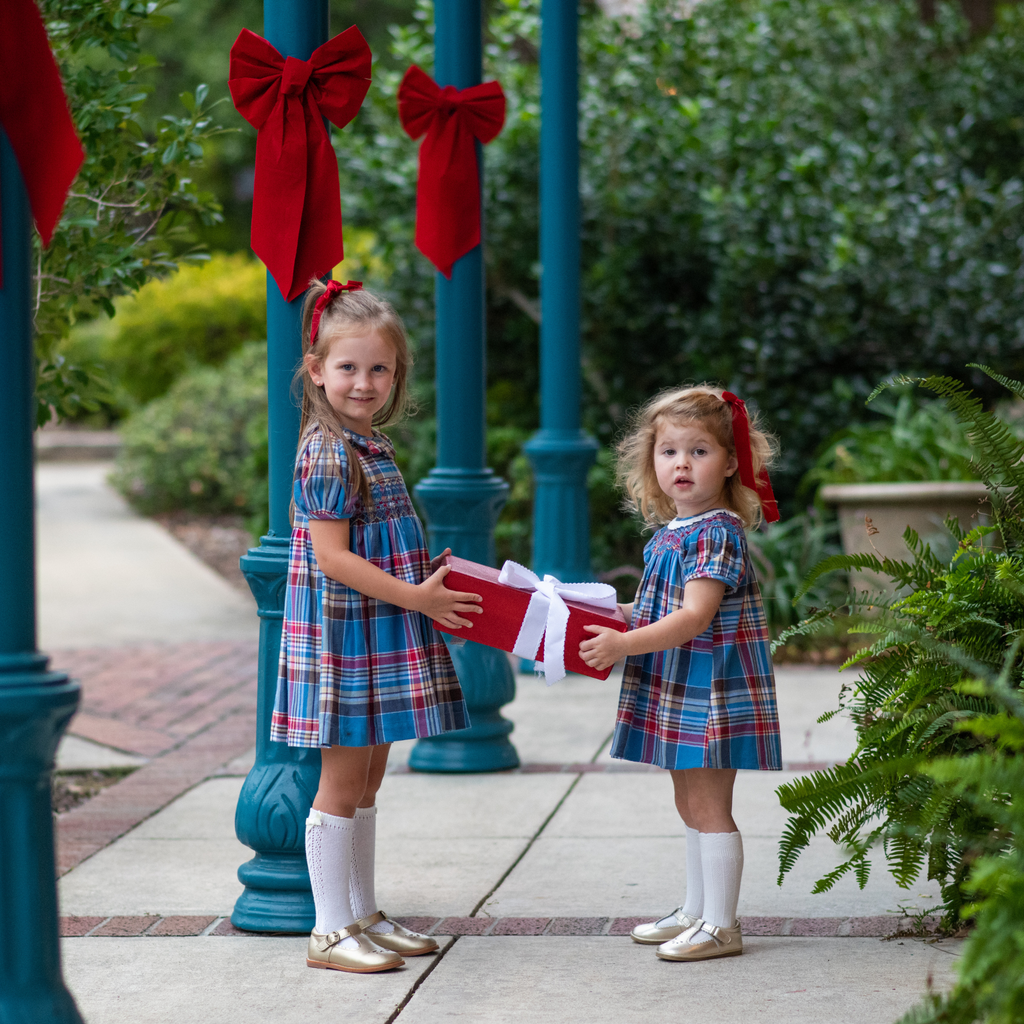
left=579, top=578, right=726, bottom=670
left=309, top=519, right=482, bottom=629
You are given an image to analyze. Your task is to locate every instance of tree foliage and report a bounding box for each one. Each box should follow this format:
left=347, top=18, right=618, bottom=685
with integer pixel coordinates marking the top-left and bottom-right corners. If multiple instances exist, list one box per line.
left=36, top=0, right=228, bottom=423
left=341, top=0, right=1024, bottom=525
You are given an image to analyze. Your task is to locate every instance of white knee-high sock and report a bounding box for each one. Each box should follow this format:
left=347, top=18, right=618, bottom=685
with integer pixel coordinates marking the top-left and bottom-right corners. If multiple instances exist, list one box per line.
left=680, top=826, right=704, bottom=919
left=350, top=805, right=393, bottom=935
left=686, top=830, right=743, bottom=943
left=305, top=809, right=359, bottom=949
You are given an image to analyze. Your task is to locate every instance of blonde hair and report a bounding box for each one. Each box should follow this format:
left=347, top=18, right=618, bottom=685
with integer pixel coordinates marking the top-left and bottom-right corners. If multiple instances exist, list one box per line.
left=295, top=280, right=414, bottom=508
left=616, top=384, right=777, bottom=529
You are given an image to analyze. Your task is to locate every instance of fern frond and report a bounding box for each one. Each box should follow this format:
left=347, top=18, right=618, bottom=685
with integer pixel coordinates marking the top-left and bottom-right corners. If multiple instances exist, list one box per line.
left=795, top=552, right=922, bottom=600
left=968, top=362, right=1024, bottom=404
left=913, top=374, right=1024, bottom=495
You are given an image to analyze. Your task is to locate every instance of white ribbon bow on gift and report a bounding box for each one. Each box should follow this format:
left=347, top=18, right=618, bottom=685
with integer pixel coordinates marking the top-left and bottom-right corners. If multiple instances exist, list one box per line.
left=497, top=560, right=619, bottom=684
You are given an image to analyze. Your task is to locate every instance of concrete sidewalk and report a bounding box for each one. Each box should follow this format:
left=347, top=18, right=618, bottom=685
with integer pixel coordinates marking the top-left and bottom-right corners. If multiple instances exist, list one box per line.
left=41, top=464, right=960, bottom=1024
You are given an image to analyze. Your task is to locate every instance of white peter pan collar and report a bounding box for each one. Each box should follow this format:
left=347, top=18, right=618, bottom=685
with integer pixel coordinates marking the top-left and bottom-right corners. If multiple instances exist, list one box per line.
left=666, top=508, right=741, bottom=530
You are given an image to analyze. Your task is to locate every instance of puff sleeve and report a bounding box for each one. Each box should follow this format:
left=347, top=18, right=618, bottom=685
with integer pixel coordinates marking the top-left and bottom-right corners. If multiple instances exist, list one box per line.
left=293, top=431, right=354, bottom=520
left=682, top=523, right=745, bottom=593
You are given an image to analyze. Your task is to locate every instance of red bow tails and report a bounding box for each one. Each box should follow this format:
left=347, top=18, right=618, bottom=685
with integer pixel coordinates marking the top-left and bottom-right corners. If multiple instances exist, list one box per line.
left=397, top=66, right=506, bottom=278
left=229, top=27, right=371, bottom=302
left=721, top=392, right=780, bottom=523
left=310, top=279, right=362, bottom=344
left=0, top=0, right=84, bottom=287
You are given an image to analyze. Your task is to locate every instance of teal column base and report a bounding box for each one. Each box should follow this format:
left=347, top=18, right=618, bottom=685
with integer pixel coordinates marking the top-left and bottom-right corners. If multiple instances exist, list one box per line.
left=412, top=470, right=519, bottom=772
left=232, top=537, right=320, bottom=934
left=0, top=658, right=83, bottom=1024
left=408, top=639, right=518, bottom=772
left=524, top=429, right=599, bottom=582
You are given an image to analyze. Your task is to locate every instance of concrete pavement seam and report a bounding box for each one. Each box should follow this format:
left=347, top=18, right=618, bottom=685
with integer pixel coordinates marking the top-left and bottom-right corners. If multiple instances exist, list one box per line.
left=384, top=936, right=459, bottom=1024
left=462, top=723, right=618, bottom=920
left=468, top=772, right=585, bottom=918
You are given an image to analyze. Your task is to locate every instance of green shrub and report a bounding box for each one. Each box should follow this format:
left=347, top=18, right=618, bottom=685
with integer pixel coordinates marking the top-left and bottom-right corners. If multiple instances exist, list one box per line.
left=111, top=340, right=268, bottom=532
left=66, top=252, right=267, bottom=409
left=804, top=390, right=979, bottom=493
left=773, top=366, right=1024, bottom=1022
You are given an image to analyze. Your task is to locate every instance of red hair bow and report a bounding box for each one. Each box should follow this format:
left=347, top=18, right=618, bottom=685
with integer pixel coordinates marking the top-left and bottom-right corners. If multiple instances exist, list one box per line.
left=229, top=27, right=371, bottom=302
left=397, top=66, right=506, bottom=278
left=0, top=0, right=84, bottom=286
left=310, top=279, right=362, bottom=345
left=721, top=392, right=780, bottom=523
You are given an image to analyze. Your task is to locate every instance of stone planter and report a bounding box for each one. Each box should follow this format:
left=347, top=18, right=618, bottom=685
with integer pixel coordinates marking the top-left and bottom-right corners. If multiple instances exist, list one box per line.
left=819, top=481, right=992, bottom=596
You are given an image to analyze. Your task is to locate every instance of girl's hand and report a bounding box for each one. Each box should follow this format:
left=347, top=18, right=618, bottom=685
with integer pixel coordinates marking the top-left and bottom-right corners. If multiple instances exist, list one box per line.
left=417, top=563, right=483, bottom=629
left=430, top=547, right=453, bottom=574
left=580, top=625, right=629, bottom=671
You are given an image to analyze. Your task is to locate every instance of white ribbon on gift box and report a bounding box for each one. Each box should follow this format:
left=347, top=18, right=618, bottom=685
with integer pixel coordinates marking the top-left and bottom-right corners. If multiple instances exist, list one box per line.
left=497, top=560, right=619, bottom=684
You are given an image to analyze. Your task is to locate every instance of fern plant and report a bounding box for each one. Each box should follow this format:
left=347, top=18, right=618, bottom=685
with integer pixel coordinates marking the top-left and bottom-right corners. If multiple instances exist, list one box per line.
left=898, top=643, right=1024, bottom=1024
left=774, top=366, right=1024, bottom=931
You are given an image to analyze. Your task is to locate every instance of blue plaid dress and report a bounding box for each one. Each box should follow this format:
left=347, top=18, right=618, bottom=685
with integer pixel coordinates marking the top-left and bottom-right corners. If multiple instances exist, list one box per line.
left=271, top=426, right=468, bottom=748
left=610, top=509, right=782, bottom=771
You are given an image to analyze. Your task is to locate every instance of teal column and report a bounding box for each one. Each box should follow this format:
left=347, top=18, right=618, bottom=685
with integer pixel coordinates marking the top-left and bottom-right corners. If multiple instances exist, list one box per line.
left=0, top=132, right=84, bottom=1022
left=524, top=0, right=598, bottom=583
left=410, top=0, right=519, bottom=773
left=230, top=0, right=327, bottom=933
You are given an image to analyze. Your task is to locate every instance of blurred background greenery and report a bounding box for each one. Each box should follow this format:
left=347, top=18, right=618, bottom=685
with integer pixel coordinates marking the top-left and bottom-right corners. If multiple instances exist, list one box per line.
left=49, top=0, right=1024, bottom=646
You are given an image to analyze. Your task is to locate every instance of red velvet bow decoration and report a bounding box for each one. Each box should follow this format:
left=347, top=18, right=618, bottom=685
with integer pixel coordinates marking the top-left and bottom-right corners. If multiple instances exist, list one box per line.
left=722, top=392, right=780, bottom=523
left=229, top=27, right=371, bottom=302
left=310, top=279, right=362, bottom=344
left=397, top=66, right=506, bottom=278
left=0, top=0, right=84, bottom=288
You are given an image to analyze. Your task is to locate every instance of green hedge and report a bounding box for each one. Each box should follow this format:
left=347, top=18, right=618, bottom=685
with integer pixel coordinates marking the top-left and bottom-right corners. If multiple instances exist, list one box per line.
left=64, top=252, right=266, bottom=411
left=111, top=340, right=268, bottom=532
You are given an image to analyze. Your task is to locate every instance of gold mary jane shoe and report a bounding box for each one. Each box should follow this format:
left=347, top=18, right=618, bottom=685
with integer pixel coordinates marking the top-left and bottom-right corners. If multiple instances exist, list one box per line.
left=354, top=911, right=439, bottom=956
left=306, top=924, right=404, bottom=973
left=631, top=909, right=701, bottom=945
left=656, top=920, right=742, bottom=962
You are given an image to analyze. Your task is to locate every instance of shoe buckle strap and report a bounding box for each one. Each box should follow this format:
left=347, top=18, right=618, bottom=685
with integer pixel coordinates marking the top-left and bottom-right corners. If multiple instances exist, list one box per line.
left=316, top=923, right=361, bottom=951
left=678, top=920, right=705, bottom=943
left=317, top=930, right=342, bottom=951
left=698, top=922, right=731, bottom=946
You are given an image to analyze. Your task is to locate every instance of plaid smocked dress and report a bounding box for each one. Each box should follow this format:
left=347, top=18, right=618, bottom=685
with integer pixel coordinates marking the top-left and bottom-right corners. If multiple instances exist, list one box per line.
left=610, top=508, right=782, bottom=771
left=271, top=426, right=468, bottom=748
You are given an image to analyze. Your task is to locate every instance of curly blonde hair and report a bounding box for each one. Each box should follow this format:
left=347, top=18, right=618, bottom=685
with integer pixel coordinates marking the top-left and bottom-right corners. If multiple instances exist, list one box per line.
left=616, top=384, right=778, bottom=529
left=294, top=280, right=414, bottom=508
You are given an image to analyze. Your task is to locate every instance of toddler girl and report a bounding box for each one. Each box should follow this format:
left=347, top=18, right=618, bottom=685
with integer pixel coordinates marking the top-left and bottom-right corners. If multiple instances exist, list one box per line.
left=580, top=385, right=782, bottom=962
left=271, top=279, right=482, bottom=973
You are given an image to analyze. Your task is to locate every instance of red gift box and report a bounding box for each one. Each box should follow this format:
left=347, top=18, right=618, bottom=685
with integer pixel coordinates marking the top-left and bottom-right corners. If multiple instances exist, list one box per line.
left=434, top=556, right=628, bottom=681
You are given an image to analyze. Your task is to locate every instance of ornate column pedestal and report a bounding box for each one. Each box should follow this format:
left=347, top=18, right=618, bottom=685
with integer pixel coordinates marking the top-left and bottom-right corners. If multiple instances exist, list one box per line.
left=231, top=538, right=320, bottom=932
left=0, top=664, right=82, bottom=1024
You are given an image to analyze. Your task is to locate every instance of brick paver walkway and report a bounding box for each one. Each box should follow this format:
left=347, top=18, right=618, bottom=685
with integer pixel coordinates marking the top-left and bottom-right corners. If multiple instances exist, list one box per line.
left=53, top=641, right=258, bottom=875
left=52, top=641, right=258, bottom=757
left=60, top=914, right=920, bottom=939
